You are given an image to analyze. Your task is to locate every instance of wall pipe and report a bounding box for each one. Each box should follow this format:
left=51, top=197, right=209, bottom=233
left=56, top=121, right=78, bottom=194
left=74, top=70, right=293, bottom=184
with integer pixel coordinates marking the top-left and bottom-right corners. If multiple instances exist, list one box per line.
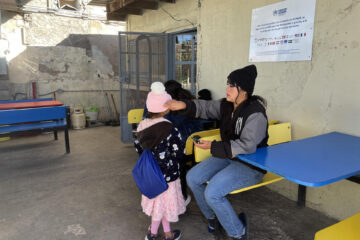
left=32, top=82, right=37, bottom=99
left=38, top=88, right=121, bottom=97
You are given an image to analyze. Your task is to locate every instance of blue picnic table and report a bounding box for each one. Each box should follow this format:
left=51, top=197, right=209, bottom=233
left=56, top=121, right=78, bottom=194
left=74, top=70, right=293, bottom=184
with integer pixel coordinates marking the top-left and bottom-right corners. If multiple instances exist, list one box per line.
left=0, top=98, right=70, bottom=153
left=238, top=132, right=360, bottom=206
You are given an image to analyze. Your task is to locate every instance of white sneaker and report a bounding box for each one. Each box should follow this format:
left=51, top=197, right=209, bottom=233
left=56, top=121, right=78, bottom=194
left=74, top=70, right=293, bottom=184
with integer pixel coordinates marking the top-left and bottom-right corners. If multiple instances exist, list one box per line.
left=185, top=195, right=191, bottom=206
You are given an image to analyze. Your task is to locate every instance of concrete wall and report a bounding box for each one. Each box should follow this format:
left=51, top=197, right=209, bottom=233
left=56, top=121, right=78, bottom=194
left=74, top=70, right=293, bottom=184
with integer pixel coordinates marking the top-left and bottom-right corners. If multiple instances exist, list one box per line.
left=127, top=0, right=360, bottom=220
left=198, top=0, right=360, bottom=220
left=0, top=1, right=125, bottom=121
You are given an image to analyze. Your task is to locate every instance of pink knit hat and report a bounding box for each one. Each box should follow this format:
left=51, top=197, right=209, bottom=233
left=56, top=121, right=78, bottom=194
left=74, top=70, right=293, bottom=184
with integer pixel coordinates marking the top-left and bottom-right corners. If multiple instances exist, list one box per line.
left=146, top=82, right=172, bottom=113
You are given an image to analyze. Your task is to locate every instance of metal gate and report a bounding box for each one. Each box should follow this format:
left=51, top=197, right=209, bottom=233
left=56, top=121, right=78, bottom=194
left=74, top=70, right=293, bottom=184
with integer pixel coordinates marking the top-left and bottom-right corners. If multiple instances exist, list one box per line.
left=118, top=32, right=168, bottom=143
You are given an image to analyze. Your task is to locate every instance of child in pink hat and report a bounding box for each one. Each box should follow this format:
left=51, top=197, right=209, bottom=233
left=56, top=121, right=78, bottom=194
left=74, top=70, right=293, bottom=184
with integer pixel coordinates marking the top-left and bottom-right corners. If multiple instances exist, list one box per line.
left=134, top=82, right=186, bottom=240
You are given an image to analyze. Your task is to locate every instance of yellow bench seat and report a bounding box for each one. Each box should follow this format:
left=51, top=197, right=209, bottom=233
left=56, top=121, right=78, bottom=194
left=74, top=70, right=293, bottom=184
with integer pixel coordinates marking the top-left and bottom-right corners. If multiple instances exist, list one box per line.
left=314, top=213, right=360, bottom=240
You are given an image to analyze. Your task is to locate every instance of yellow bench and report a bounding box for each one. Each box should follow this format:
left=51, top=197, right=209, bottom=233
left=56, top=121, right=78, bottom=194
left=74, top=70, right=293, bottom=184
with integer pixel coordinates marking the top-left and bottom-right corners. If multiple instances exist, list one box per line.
left=186, top=122, right=292, bottom=194
left=127, top=108, right=144, bottom=139
left=185, top=120, right=281, bottom=156
left=0, top=136, right=10, bottom=142
left=128, top=109, right=144, bottom=124
left=0, top=125, right=10, bottom=142
left=314, top=213, right=360, bottom=240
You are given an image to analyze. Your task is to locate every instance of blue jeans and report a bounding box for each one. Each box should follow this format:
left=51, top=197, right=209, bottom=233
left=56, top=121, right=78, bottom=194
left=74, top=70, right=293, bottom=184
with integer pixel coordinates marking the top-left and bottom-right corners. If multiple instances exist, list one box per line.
left=186, top=156, right=264, bottom=238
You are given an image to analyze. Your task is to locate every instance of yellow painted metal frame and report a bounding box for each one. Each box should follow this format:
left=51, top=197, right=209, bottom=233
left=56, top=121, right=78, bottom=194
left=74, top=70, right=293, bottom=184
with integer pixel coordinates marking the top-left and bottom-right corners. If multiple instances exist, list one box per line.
left=0, top=125, right=10, bottom=142
left=314, top=213, right=360, bottom=240
left=0, top=136, right=10, bottom=142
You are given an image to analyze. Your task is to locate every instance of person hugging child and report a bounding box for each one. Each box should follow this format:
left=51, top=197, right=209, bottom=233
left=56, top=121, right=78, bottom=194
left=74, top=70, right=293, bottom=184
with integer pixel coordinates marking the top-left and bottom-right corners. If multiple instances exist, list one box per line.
left=134, top=82, right=186, bottom=240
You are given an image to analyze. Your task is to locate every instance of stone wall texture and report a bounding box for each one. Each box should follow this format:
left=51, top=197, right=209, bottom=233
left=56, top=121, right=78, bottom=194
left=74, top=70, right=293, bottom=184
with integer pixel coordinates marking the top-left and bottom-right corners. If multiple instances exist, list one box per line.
left=0, top=3, right=125, bottom=121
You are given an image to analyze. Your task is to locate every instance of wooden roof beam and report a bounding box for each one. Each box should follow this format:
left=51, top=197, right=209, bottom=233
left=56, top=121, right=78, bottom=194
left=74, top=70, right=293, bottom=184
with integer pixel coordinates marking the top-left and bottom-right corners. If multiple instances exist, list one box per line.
left=127, top=1, right=158, bottom=10
left=159, top=0, right=176, bottom=3
left=107, top=0, right=158, bottom=13
left=113, top=7, right=143, bottom=15
left=106, top=0, right=174, bottom=20
left=107, top=12, right=127, bottom=21
left=107, top=1, right=123, bottom=13
left=123, top=8, right=143, bottom=15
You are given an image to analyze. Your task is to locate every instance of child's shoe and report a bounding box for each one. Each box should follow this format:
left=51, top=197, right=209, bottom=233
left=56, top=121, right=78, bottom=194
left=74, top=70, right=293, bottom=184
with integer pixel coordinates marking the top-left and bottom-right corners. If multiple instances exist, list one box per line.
left=164, top=229, right=181, bottom=240
left=145, top=231, right=160, bottom=240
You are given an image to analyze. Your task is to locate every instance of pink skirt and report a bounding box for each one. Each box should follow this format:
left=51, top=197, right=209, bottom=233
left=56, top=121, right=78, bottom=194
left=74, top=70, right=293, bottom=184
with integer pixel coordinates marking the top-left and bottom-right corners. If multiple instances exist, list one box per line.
left=141, top=179, right=186, bottom=222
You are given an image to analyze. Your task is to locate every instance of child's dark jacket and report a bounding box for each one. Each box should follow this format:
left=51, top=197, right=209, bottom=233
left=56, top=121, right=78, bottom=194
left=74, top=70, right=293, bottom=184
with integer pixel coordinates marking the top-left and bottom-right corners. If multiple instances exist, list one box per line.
left=134, top=118, right=185, bottom=183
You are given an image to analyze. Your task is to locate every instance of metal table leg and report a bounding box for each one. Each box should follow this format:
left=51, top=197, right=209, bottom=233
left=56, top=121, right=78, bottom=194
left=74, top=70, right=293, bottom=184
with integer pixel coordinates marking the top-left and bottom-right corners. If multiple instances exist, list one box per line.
left=297, top=185, right=306, bottom=207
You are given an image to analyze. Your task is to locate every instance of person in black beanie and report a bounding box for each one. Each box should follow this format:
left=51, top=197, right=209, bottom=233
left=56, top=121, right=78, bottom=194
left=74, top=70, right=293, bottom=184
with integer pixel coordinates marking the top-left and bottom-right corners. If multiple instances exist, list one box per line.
left=165, top=65, right=268, bottom=240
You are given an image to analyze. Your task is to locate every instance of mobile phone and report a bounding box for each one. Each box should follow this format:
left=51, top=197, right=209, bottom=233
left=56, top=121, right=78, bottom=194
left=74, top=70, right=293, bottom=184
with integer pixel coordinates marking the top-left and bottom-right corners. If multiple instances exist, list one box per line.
left=192, top=135, right=201, bottom=144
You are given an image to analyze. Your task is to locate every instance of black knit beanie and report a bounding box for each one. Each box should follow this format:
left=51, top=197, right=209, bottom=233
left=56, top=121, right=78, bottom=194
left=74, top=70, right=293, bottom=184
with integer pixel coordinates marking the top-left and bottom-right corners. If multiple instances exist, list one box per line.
left=227, top=65, right=257, bottom=96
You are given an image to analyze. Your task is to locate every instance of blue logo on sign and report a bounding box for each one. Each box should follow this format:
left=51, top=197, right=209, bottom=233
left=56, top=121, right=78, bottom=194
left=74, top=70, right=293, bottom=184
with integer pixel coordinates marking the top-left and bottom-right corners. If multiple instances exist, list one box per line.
left=273, top=8, right=287, bottom=16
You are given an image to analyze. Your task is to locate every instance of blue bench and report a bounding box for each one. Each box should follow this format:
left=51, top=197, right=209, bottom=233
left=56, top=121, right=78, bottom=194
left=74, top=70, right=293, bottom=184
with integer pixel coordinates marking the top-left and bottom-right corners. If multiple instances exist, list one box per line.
left=0, top=99, right=70, bottom=154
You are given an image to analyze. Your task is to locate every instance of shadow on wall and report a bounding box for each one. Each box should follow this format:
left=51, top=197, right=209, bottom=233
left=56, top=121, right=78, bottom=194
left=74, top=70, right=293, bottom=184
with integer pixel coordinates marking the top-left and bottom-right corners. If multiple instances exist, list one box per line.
left=57, top=34, right=119, bottom=76
left=8, top=33, right=119, bottom=85
left=0, top=11, right=18, bottom=25
left=6, top=34, right=121, bottom=121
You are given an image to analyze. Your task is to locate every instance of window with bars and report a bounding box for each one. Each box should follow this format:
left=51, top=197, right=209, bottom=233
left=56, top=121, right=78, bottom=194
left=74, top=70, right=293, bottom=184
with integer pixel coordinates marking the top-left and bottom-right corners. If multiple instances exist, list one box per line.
left=174, top=32, right=197, bottom=93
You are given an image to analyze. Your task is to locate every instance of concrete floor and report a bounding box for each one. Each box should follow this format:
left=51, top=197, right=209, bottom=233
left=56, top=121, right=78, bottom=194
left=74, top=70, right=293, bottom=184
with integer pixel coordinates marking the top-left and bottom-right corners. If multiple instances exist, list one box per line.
left=0, top=126, right=336, bottom=240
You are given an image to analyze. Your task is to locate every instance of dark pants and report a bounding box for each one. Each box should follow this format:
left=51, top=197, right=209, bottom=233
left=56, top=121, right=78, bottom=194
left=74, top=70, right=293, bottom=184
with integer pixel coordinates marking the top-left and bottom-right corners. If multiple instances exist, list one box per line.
left=180, top=155, right=195, bottom=199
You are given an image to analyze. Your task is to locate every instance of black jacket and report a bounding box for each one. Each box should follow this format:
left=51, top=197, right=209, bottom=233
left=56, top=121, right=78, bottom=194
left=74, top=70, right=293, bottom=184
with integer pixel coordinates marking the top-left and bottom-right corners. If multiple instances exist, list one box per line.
left=181, top=98, right=268, bottom=173
left=134, top=119, right=185, bottom=183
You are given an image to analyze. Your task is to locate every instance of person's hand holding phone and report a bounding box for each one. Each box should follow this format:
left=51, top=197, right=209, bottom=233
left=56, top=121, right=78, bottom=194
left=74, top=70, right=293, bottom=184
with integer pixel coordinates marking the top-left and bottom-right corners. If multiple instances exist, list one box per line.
left=192, top=135, right=211, bottom=149
left=192, top=135, right=201, bottom=144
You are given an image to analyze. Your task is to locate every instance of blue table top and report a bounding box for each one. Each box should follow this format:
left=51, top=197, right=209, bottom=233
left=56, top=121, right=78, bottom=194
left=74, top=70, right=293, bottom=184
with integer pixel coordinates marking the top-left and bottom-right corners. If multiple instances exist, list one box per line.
left=238, top=132, right=360, bottom=187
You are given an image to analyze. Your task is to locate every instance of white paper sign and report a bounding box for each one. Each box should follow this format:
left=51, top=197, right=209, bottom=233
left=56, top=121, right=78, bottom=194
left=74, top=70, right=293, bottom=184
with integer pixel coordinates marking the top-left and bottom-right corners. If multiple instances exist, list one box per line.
left=249, top=0, right=316, bottom=62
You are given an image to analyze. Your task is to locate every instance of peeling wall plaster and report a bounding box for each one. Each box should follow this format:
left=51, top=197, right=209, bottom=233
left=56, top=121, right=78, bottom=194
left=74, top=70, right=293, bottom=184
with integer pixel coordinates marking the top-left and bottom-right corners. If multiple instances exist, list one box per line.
left=0, top=8, right=125, bottom=120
